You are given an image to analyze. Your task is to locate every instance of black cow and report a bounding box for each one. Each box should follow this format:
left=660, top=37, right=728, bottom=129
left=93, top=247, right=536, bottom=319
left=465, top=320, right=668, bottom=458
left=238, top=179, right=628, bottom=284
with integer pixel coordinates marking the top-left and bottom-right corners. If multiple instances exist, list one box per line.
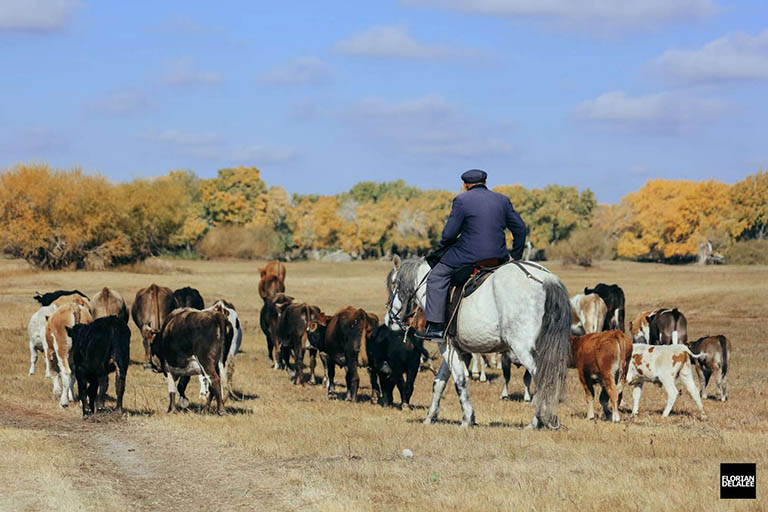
left=66, top=316, right=130, bottom=417
left=584, top=283, right=626, bottom=332
left=34, top=289, right=89, bottom=306
left=260, top=293, right=294, bottom=368
left=367, top=325, right=428, bottom=408
left=173, top=287, right=204, bottom=309
left=150, top=307, right=232, bottom=414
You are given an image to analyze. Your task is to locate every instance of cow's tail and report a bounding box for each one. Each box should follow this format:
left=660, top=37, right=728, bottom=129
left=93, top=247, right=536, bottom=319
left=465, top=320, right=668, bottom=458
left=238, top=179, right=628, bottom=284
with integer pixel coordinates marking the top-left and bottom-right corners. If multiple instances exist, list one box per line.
left=302, top=303, right=311, bottom=349
left=719, top=335, right=729, bottom=377
left=532, top=279, right=571, bottom=429
left=216, top=309, right=229, bottom=401
left=672, top=308, right=681, bottom=344
left=152, top=285, right=160, bottom=331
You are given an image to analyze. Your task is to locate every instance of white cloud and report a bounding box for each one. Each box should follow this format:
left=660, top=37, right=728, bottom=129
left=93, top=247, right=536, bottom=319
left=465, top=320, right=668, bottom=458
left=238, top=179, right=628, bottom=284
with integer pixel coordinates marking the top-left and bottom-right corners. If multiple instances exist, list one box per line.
left=402, top=0, right=717, bottom=30
left=140, top=129, right=220, bottom=146
left=258, top=57, right=332, bottom=86
left=350, top=95, right=454, bottom=119
left=229, top=145, right=297, bottom=163
left=87, top=91, right=150, bottom=116
left=162, top=58, right=222, bottom=87
left=345, top=95, right=514, bottom=160
left=654, top=29, right=768, bottom=84
left=335, top=25, right=483, bottom=60
left=574, top=91, right=725, bottom=127
left=0, top=0, right=79, bottom=32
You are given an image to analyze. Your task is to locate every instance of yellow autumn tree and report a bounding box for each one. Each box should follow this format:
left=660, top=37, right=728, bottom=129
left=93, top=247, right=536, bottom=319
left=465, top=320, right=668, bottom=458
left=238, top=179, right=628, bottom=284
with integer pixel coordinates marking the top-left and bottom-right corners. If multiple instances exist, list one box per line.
left=616, top=179, right=732, bottom=260
left=730, top=170, right=768, bottom=240
left=200, top=166, right=268, bottom=224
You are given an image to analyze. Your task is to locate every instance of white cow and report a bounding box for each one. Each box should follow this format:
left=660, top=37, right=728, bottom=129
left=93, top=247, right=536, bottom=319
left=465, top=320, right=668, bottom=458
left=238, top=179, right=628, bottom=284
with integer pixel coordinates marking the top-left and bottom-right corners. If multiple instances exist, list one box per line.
left=199, top=300, right=243, bottom=399
left=27, top=304, right=58, bottom=376
left=570, top=294, right=607, bottom=334
left=626, top=344, right=706, bottom=419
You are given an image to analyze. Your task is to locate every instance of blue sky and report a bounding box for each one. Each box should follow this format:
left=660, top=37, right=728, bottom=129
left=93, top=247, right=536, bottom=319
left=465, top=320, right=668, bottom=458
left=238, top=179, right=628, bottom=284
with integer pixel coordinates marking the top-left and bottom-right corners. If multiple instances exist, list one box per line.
left=1, top=0, right=766, bottom=202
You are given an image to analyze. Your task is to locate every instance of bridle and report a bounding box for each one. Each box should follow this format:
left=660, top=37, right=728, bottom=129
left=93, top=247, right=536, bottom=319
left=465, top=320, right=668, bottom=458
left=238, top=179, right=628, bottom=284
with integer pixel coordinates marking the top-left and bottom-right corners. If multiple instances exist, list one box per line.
left=385, top=269, right=429, bottom=330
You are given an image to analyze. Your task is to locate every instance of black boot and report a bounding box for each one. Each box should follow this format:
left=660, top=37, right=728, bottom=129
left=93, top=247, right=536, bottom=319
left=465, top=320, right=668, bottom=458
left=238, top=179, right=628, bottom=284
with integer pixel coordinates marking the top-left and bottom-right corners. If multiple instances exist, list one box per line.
left=415, top=321, right=445, bottom=340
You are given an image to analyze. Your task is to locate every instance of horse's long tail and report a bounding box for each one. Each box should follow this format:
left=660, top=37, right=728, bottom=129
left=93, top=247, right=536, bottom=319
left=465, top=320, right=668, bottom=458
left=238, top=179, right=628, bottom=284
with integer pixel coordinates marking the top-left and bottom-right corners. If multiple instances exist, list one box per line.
left=533, top=279, right=572, bottom=428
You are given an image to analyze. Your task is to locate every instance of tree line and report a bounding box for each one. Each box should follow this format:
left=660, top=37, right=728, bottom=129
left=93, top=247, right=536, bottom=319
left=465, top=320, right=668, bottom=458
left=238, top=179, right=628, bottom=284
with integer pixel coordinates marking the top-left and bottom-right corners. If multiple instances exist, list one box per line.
left=0, top=163, right=765, bottom=269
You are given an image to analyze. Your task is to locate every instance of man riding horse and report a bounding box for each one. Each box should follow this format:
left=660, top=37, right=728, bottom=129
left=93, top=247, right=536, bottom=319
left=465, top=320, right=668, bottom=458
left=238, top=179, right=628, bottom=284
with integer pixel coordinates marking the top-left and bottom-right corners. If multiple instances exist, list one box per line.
left=417, top=169, right=527, bottom=340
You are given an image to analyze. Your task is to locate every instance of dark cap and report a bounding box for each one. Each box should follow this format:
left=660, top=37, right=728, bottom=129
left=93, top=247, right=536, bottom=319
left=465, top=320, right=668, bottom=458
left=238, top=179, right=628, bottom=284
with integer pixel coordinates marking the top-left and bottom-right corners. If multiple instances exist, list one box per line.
left=461, top=169, right=487, bottom=184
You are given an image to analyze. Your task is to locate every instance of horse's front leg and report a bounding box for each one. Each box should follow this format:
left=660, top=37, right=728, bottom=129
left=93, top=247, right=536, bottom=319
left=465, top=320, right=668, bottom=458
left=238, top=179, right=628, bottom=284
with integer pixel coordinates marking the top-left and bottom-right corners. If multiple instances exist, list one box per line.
left=424, top=342, right=450, bottom=425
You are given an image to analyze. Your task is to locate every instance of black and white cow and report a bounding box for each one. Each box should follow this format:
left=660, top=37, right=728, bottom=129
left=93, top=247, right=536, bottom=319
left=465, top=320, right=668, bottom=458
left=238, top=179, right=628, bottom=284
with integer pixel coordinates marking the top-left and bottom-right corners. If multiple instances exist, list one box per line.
left=584, top=283, right=626, bottom=332
left=66, top=316, right=130, bottom=417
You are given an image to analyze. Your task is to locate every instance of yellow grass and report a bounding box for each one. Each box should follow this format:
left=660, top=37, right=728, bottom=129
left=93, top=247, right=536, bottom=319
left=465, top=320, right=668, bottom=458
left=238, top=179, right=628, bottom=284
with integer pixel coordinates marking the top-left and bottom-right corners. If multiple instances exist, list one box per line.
left=0, top=257, right=766, bottom=511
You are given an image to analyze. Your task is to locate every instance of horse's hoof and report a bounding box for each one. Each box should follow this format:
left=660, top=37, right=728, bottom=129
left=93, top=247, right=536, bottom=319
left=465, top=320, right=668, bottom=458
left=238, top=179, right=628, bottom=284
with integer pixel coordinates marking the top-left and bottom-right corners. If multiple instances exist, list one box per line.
left=423, top=417, right=433, bottom=425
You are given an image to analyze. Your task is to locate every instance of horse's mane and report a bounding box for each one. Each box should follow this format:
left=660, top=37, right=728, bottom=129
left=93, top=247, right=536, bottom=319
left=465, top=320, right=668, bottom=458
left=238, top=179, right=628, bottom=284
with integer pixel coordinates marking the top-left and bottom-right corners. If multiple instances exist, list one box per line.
left=395, top=258, right=425, bottom=303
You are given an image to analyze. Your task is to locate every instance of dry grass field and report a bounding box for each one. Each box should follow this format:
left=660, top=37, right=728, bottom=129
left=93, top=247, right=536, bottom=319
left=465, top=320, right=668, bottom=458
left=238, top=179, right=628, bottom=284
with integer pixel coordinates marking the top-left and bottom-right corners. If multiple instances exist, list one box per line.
left=0, top=257, right=766, bottom=511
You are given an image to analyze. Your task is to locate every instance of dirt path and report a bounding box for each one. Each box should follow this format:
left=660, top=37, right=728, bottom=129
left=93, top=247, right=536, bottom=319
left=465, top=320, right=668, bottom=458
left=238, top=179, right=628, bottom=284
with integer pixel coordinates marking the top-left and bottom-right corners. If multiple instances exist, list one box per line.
left=0, top=401, right=293, bottom=511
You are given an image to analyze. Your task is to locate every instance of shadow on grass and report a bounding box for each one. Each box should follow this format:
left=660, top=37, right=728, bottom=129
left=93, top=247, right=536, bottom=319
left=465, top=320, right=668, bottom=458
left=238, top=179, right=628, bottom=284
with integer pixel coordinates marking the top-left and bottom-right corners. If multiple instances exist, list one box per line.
left=229, top=390, right=259, bottom=401
left=178, top=403, right=253, bottom=415
left=500, top=392, right=530, bottom=403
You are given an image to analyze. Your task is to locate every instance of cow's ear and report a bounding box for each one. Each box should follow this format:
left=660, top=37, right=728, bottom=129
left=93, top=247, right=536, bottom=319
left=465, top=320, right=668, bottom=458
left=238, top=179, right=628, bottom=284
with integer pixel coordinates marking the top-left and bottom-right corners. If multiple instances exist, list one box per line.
left=367, top=313, right=379, bottom=328
left=318, top=313, right=328, bottom=326
left=393, top=255, right=401, bottom=271
left=308, top=321, right=318, bottom=333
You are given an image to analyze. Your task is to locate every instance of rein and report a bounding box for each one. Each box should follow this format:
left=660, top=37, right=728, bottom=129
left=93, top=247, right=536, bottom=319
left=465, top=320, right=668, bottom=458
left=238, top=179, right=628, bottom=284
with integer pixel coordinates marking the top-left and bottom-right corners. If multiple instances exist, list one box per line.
left=386, top=269, right=430, bottom=331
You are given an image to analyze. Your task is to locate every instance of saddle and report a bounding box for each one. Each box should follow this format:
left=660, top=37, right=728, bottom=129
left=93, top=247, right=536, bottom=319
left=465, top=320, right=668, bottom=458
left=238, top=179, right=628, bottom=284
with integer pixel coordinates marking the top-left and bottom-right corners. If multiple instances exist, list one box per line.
left=445, top=258, right=506, bottom=337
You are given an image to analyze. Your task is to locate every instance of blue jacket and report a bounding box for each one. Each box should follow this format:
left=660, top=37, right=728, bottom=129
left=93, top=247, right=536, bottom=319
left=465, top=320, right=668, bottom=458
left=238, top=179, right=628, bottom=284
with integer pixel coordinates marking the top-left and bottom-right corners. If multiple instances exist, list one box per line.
left=438, top=184, right=526, bottom=267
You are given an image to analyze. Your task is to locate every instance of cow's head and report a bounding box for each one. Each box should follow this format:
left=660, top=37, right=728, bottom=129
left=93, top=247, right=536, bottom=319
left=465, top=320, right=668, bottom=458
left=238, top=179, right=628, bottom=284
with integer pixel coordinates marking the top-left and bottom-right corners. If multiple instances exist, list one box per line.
left=65, top=323, right=87, bottom=347
left=306, top=313, right=329, bottom=351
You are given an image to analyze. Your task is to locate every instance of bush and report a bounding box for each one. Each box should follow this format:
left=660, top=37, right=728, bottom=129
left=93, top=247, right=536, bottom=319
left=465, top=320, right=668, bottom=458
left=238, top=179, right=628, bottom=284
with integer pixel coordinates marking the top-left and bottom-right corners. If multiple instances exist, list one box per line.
left=196, top=225, right=283, bottom=260
left=550, top=227, right=612, bottom=267
left=725, top=239, right=768, bottom=265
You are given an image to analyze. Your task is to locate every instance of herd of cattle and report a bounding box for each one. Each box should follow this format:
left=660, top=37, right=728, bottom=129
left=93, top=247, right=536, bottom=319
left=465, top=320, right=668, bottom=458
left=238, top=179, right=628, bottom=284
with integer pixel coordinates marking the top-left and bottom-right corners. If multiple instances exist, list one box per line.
left=25, top=260, right=731, bottom=424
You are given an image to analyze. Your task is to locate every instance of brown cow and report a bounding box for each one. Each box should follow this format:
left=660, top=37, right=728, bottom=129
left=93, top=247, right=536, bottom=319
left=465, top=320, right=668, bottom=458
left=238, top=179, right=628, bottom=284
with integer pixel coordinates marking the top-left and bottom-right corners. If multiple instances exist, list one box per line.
left=629, top=309, right=659, bottom=344
left=131, top=284, right=177, bottom=366
left=276, top=302, right=324, bottom=385
left=53, top=293, right=92, bottom=312
left=260, top=261, right=286, bottom=283
left=647, top=308, right=687, bottom=345
left=46, top=303, right=93, bottom=407
left=570, top=330, right=633, bottom=422
left=688, top=335, right=731, bottom=401
left=258, top=274, right=285, bottom=303
left=307, top=307, right=379, bottom=401
left=91, top=287, right=129, bottom=323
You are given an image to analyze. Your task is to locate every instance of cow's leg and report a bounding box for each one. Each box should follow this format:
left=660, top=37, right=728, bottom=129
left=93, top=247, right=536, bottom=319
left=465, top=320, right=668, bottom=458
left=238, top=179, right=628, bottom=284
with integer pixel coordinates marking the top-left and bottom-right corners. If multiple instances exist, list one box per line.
left=479, top=355, right=488, bottom=383
left=226, top=358, right=235, bottom=399
left=97, top=375, right=108, bottom=410
left=600, top=370, right=620, bottom=422
left=631, top=384, right=643, bottom=417
left=499, top=353, right=511, bottom=400
left=308, top=348, right=318, bottom=385
left=326, top=360, right=336, bottom=398
left=114, top=364, right=126, bottom=412
left=403, top=361, right=418, bottom=409
left=198, top=375, right=208, bottom=400
left=29, top=341, right=37, bottom=375
left=701, top=367, right=712, bottom=400
left=43, top=343, right=52, bottom=378
left=293, top=345, right=304, bottom=386
left=382, top=377, right=395, bottom=407
left=49, top=350, right=61, bottom=398
left=76, top=371, right=89, bottom=417
left=143, top=336, right=151, bottom=367
left=660, top=378, right=679, bottom=418
left=368, top=366, right=380, bottom=404
left=718, top=367, right=727, bottom=402
left=680, top=364, right=706, bottom=419
left=395, top=374, right=406, bottom=407
left=320, top=352, right=329, bottom=389
left=578, top=371, right=595, bottom=420
left=204, top=363, right=224, bottom=415
left=218, top=358, right=228, bottom=404
left=424, top=341, right=450, bottom=424
left=177, top=376, right=191, bottom=409
left=166, top=373, right=179, bottom=413
left=87, top=378, right=99, bottom=416
left=265, top=331, right=274, bottom=366
left=522, top=369, right=533, bottom=403
left=345, top=359, right=360, bottom=402
left=59, top=360, right=73, bottom=408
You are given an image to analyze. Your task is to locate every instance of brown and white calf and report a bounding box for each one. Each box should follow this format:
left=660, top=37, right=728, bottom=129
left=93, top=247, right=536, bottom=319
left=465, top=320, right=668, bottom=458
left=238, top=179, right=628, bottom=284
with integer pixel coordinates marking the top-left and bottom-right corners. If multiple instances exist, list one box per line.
left=626, top=344, right=706, bottom=419
left=688, top=335, right=731, bottom=401
left=570, top=331, right=632, bottom=422
left=131, top=284, right=177, bottom=366
left=150, top=306, right=232, bottom=414
left=629, top=309, right=659, bottom=344
left=91, top=287, right=129, bottom=323
left=570, top=293, right=608, bottom=335
left=45, top=303, right=93, bottom=407
left=307, top=306, right=379, bottom=401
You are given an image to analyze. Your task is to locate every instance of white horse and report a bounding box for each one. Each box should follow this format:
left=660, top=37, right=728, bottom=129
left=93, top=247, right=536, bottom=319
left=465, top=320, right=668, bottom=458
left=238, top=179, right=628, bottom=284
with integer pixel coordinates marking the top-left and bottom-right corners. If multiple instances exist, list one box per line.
left=386, top=256, right=571, bottom=429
